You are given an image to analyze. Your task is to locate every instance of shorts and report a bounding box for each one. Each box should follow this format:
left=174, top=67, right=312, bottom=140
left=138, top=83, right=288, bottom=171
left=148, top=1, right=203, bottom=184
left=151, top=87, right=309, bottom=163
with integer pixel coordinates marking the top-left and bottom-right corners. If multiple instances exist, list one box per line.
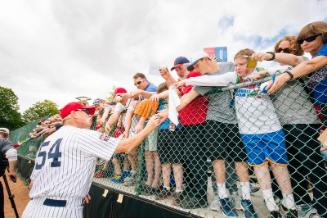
left=144, top=127, right=158, bottom=151
left=205, top=120, right=247, bottom=162
left=157, top=129, right=182, bottom=164
left=240, top=129, right=288, bottom=165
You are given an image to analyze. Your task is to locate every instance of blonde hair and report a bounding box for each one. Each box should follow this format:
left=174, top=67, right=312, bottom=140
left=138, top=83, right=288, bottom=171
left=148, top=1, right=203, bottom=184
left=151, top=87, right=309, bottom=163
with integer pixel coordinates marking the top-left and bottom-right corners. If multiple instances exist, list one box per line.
left=234, top=48, right=255, bottom=60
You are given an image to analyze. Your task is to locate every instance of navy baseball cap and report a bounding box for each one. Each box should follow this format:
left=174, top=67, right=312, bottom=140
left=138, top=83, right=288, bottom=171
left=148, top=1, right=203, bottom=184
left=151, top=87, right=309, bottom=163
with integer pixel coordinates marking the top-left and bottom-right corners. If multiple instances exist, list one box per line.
left=171, top=56, right=190, bottom=70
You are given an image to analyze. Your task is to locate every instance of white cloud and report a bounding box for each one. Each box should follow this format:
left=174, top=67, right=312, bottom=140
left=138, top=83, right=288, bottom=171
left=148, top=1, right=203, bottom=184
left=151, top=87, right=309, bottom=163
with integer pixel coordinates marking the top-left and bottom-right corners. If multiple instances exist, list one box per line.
left=0, top=0, right=326, bottom=111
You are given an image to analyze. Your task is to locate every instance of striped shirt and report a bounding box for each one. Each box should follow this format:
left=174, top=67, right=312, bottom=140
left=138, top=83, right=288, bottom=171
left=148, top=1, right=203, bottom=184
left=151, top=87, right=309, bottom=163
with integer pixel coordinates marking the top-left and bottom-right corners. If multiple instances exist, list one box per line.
left=29, top=125, right=119, bottom=200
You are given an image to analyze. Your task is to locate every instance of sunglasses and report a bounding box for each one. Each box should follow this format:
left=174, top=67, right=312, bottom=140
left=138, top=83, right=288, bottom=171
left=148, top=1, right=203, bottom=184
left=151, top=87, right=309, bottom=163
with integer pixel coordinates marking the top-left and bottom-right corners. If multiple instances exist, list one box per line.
left=297, top=34, right=321, bottom=45
left=134, top=81, right=143, bottom=86
left=276, top=48, right=294, bottom=53
left=75, top=109, right=90, bottom=115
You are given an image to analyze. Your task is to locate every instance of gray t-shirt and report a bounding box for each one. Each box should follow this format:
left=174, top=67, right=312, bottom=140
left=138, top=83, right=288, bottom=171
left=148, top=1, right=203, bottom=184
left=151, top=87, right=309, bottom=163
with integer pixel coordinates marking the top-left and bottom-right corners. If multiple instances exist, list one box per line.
left=271, top=79, right=320, bottom=125
left=194, top=62, right=237, bottom=124
left=195, top=86, right=237, bottom=124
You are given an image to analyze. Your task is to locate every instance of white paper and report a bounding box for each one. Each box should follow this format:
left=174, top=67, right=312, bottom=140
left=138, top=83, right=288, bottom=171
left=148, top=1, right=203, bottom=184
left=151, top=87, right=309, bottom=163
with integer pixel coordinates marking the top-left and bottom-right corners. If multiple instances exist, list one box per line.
left=168, top=86, right=180, bottom=125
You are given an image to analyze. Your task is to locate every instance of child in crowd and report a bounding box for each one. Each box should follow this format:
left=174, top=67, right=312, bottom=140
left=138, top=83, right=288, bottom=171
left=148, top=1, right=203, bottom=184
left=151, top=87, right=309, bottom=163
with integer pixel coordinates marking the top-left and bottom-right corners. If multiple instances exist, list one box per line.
left=155, top=82, right=184, bottom=200
left=133, top=97, right=161, bottom=193
left=234, top=49, right=297, bottom=218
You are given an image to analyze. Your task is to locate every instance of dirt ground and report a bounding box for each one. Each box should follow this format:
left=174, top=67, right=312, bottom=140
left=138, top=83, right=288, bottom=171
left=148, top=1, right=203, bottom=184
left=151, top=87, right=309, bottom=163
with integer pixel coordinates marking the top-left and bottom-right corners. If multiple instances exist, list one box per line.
left=3, top=176, right=29, bottom=218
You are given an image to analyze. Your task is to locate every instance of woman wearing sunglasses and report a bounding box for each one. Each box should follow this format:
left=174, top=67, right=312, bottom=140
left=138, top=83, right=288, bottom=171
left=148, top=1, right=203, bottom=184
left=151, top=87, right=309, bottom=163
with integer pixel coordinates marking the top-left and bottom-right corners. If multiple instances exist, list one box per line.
left=254, top=22, right=327, bottom=217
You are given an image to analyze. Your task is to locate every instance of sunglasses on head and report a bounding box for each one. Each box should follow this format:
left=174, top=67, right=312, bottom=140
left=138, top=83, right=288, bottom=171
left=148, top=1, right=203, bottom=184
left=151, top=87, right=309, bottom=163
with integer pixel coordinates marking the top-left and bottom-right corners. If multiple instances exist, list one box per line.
left=297, top=34, right=321, bottom=45
left=75, top=109, right=90, bottom=115
left=276, top=48, right=294, bottom=53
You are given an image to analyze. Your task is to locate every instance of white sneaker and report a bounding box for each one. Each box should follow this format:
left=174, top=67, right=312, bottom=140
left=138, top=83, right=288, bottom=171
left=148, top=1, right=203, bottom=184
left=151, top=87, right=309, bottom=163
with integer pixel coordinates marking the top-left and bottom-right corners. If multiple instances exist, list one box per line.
left=210, top=195, right=221, bottom=211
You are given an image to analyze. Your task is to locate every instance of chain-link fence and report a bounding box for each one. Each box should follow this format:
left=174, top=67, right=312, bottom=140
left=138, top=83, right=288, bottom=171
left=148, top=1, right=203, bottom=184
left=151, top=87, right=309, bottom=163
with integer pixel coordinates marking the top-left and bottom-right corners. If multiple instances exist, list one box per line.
left=13, top=69, right=327, bottom=218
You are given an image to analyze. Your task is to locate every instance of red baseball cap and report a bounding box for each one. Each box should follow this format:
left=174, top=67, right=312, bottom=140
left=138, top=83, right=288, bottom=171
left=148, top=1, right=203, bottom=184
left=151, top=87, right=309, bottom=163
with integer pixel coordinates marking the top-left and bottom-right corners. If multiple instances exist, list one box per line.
left=60, top=102, right=96, bottom=119
left=114, top=87, right=127, bottom=95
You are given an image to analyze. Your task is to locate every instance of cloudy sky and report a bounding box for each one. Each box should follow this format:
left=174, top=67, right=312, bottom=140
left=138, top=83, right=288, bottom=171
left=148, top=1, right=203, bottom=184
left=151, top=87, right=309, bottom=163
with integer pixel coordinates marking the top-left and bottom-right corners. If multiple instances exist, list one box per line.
left=0, top=0, right=326, bottom=112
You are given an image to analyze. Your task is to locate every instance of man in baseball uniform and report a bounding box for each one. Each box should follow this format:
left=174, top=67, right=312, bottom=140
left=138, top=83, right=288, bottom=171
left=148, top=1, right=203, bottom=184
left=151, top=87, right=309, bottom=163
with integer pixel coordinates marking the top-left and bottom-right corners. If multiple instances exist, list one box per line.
left=22, top=102, right=162, bottom=218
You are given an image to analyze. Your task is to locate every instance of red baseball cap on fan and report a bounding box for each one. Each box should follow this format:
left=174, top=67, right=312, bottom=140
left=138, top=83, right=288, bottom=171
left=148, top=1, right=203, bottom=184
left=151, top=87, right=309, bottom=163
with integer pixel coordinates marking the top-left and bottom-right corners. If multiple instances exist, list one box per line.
left=60, top=102, right=96, bottom=119
left=114, top=87, right=127, bottom=95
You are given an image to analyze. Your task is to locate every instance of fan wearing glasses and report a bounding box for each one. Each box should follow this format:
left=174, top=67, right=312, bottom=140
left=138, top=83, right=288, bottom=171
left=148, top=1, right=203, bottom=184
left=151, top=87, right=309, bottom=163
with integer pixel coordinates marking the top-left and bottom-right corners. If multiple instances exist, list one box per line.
left=254, top=21, right=327, bottom=218
left=130, top=73, right=157, bottom=99
left=252, top=36, right=307, bottom=66
left=266, top=21, right=327, bottom=96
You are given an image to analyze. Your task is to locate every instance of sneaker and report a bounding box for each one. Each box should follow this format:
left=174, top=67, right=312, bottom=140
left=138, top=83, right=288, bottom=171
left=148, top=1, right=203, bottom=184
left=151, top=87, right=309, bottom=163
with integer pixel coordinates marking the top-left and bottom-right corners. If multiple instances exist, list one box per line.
left=231, top=191, right=242, bottom=210
left=281, top=205, right=298, bottom=218
left=297, top=204, right=317, bottom=218
left=269, top=210, right=282, bottom=218
left=210, top=195, right=221, bottom=212
left=94, top=170, right=105, bottom=178
left=155, top=187, right=171, bottom=200
left=123, top=172, right=136, bottom=186
left=250, top=182, right=260, bottom=194
left=111, top=175, right=124, bottom=183
left=172, top=191, right=183, bottom=205
left=121, top=171, right=132, bottom=180
left=219, top=198, right=238, bottom=217
left=240, top=199, right=258, bottom=218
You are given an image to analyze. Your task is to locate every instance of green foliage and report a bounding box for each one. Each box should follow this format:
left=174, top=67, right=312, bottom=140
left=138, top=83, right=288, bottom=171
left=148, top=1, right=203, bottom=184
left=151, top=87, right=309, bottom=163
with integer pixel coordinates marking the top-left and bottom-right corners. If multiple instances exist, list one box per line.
left=0, top=86, right=24, bottom=129
left=23, top=100, right=59, bottom=123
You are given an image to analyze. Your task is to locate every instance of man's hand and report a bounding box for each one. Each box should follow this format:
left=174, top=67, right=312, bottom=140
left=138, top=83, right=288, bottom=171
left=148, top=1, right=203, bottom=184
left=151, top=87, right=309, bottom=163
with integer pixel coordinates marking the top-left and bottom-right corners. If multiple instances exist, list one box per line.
left=268, top=73, right=291, bottom=94
left=129, top=89, right=144, bottom=98
left=7, top=170, right=16, bottom=183
left=150, top=94, right=160, bottom=102
left=83, top=194, right=91, bottom=204
left=251, top=70, right=269, bottom=81
left=146, top=114, right=162, bottom=129
left=121, top=130, right=129, bottom=139
left=175, top=80, right=185, bottom=88
left=157, top=109, right=168, bottom=120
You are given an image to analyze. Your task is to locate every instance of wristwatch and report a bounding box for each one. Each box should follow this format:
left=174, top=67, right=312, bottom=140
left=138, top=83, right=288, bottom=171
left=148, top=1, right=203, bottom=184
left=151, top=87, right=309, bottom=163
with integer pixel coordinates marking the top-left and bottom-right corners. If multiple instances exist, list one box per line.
left=284, top=70, right=294, bottom=80
left=266, top=52, right=275, bottom=61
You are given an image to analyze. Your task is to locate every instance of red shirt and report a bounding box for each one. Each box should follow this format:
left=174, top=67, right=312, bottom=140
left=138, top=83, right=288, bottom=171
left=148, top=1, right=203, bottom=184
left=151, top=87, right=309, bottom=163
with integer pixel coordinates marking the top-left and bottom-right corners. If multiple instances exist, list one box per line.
left=179, top=71, right=208, bottom=126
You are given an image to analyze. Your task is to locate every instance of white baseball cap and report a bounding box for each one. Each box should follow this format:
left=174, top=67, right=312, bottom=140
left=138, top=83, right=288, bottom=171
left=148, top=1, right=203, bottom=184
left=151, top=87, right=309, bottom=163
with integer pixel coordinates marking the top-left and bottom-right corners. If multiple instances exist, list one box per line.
left=0, top=128, right=10, bottom=135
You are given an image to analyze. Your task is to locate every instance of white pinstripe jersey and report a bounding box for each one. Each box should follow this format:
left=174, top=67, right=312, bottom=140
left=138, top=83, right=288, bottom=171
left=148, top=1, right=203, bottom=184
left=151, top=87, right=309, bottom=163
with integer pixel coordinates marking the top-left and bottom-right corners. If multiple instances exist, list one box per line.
left=29, top=125, right=119, bottom=199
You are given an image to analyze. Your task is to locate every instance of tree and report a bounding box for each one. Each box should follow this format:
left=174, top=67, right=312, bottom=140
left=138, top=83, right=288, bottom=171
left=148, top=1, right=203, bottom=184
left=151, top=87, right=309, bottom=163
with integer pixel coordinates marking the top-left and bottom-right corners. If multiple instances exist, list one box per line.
left=23, top=100, right=59, bottom=123
left=0, top=86, right=24, bottom=129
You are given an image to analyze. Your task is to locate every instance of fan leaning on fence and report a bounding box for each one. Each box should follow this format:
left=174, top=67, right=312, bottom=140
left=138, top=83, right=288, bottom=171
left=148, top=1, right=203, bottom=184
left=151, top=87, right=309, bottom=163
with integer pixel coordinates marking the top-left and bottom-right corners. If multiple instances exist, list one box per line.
left=160, top=50, right=298, bottom=218
left=252, top=33, right=327, bottom=217
left=22, top=102, right=164, bottom=218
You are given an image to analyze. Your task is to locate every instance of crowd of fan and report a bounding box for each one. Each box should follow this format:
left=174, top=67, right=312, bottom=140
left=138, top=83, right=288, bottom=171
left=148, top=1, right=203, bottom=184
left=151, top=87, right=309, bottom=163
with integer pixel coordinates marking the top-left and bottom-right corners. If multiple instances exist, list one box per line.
left=27, top=21, right=327, bottom=218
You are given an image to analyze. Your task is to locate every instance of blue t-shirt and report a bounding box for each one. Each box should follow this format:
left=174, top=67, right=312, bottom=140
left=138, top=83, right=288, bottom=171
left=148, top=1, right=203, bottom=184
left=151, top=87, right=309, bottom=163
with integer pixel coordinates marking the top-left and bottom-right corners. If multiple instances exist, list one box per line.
left=317, top=43, right=327, bottom=56
left=309, top=43, right=327, bottom=103
left=158, top=100, right=170, bottom=130
left=145, top=82, right=157, bottom=92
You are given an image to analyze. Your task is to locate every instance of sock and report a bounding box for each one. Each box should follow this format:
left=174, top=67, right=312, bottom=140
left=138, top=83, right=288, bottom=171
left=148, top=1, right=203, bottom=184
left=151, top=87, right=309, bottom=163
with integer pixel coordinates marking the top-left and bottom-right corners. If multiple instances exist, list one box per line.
left=240, top=182, right=251, bottom=200
left=262, top=189, right=278, bottom=211
left=163, top=186, right=170, bottom=191
left=217, top=183, right=228, bottom=199
left=282, top=193, right=296, bottom=209
left=130, top=170, right=136, bottom=175
left=175, top=188, right=183, bottom=193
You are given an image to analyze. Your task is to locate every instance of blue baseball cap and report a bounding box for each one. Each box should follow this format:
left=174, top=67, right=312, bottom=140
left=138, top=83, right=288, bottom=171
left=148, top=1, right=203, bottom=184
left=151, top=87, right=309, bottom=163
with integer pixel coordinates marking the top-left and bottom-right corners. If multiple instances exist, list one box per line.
left=171, top=56, right=190, bottom=70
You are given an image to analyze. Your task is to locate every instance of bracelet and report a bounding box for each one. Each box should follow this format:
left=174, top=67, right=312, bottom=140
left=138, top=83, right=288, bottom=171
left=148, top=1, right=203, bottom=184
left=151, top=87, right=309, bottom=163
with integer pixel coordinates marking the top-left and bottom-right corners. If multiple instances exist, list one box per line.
left=284, top=70, right=294, bottom=80
left=266, top=52, right=275, bottom=61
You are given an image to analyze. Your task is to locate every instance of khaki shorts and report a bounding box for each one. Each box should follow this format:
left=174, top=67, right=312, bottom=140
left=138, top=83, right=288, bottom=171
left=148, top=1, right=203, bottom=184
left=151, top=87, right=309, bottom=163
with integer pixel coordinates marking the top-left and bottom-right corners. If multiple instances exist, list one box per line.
left=144, top=128, right=158, bottom=151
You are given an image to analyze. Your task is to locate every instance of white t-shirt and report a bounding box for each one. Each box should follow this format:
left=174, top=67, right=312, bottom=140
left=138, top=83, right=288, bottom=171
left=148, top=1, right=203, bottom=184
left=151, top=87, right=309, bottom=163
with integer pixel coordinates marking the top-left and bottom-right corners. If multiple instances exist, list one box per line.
left=29, top=125, right=119, bottom=199
left=235, top=72, right=282, bottom=134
